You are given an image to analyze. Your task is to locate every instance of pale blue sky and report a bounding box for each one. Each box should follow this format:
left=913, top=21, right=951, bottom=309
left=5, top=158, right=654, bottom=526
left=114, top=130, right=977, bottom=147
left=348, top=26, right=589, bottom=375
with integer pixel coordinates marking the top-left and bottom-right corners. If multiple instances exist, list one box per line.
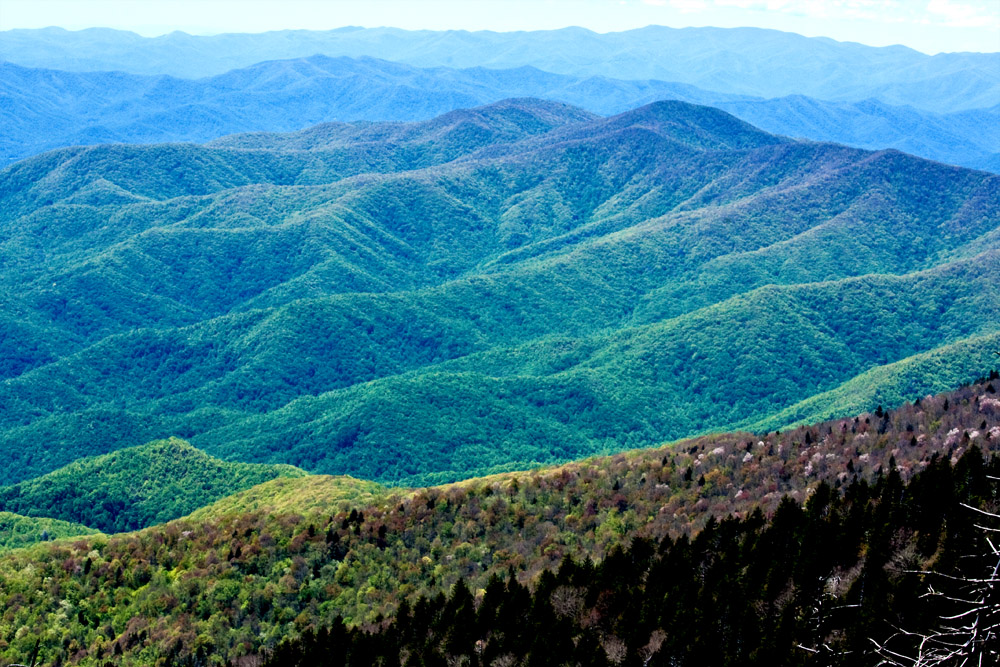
left=1, top=0, right=997, bottom=54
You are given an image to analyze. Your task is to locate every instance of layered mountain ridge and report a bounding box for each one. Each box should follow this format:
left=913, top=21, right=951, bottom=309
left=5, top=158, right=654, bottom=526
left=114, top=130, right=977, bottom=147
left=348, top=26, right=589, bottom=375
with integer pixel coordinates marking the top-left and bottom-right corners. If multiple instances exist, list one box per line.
left=3, top=25, right=996, bottom=111
left=3, top=21, right=999, bottom=667
left=1, top=99, right=998, bottom=486
left=2, top=56, right=998, bottom=171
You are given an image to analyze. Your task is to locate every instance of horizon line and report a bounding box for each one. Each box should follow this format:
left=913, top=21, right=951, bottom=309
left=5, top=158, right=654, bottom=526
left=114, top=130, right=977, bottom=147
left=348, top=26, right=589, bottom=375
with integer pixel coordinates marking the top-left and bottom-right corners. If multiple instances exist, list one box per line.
left=5, top=23, right=997, bottom=57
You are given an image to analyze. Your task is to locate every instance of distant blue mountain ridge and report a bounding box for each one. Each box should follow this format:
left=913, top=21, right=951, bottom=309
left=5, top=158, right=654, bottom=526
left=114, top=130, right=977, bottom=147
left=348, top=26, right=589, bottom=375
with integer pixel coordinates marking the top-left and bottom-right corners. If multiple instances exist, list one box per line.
left=1, top=25, right=997, bottom=112
left=2, top=56, right=997, bottom=172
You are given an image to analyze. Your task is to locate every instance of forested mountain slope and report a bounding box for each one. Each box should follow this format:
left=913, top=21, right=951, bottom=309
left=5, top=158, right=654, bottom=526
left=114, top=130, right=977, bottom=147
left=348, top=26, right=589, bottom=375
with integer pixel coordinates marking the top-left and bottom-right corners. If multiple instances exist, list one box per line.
left=2, top=25, right=996, bottom=111
left=717, top=96, right=1000, bottom=173
left=0, top=438, right=306, bottom=533
left=4, top=57, right=997, bottom=170
left=1, top=377, right=997, bottom=665
left=1, top=99, right=998, bottom=485
left=0, top=512, right=98, bottom=552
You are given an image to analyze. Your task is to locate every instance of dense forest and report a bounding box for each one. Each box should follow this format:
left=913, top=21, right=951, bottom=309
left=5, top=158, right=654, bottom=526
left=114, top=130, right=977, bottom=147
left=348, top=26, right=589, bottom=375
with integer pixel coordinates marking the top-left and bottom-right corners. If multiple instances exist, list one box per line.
left=0, top=439, right=306, bottom=533
left=265, top=449, right=1000, bottom=666
left=0, top=513, right=98, bottom=552
left=1, top=375, right=997, bottom=666
left=2, top=100, right=998, bottom=488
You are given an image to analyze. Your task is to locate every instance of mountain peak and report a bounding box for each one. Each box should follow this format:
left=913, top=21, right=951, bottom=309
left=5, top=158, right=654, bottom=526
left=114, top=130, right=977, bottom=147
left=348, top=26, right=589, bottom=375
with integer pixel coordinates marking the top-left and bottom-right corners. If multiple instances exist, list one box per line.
left=211, top=97, right=595, bottom=154
left=588, top=99, right=790, bottom=151
left=433, top=97, right=597, bottom=127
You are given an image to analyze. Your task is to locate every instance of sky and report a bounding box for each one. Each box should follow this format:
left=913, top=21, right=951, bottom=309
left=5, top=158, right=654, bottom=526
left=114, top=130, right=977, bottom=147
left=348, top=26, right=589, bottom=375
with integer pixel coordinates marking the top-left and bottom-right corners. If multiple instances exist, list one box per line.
left=1, top=0, right=997, bottom=54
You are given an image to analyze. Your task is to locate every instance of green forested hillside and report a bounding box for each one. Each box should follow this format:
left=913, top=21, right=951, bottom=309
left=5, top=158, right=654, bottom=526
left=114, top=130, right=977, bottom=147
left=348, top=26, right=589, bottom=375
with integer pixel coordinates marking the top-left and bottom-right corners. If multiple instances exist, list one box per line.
left=1, top=99, right=998, bottom=485
left=0, top=438, right=306, bottom=533
left=266, top=451, right=1000, bottom=667
left=0, top=378, right=996, bottom=665
left=0, top=512, right=98, bottom=552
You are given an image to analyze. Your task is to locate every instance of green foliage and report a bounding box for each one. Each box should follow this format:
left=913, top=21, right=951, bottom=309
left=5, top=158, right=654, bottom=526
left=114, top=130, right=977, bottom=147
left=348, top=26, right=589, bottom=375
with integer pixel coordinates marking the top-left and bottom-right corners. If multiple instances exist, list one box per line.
left=266, top=448, right=999, bottom=666
left=1, top=100, right=998, bottom=485
left=185, top=474, right=387, bottom=520
left=0, top=378, right=997, bottom=665
left=754, top=331, right=1000, bottom=432
left=0, top=512, right=98, bottom=552
left=4, top=49, right=1000, bottom=172
left=0, top=438, right=306, bottom=533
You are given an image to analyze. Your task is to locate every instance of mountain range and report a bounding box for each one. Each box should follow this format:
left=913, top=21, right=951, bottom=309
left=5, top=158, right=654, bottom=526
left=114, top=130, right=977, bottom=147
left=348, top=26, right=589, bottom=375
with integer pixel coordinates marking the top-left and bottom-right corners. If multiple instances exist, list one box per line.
left=2, top=98, right=997, bottom=488
left=2, top=25, right=997, bottom=112
left=3, top=19, right=1000, bottom=667
left=3, top=56, right=998, bottom=172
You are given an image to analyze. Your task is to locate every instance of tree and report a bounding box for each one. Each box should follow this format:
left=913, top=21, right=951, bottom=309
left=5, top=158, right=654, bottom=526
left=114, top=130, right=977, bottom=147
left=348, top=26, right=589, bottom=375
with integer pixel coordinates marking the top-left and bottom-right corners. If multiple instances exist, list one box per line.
left=873, top=504, right=1000, bottom=666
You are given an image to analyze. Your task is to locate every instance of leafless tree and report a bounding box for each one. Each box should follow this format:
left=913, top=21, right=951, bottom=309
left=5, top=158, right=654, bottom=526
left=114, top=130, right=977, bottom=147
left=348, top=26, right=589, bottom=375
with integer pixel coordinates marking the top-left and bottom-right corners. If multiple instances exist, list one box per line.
left=489, top=654, right=518, bottom=667
left=638, top=629, right=667, bottom=666
left=601, top=634, right=628, bottom=665
left=873, top=502, right=1000, bottom=666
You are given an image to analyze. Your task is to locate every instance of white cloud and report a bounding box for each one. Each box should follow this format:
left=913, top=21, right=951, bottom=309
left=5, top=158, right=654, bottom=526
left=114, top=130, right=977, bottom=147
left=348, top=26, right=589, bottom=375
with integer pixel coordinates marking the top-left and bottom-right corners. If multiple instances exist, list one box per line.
left=641, top=0, right=709, bottom=9
left=628, top=0, right=998, bottom=50
left=714, top=0, right=885, bottom=18
left=927, top=0, right=1000, bottom=28
left=667, top=0, right=998, bottom=27
left=669, top=0, right=710, bottom=11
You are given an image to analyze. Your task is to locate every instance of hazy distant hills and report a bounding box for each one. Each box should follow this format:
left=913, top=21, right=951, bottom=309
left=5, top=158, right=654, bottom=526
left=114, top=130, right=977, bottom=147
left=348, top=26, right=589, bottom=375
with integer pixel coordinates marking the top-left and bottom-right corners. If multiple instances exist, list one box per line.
left=3, top=56, right=998, bottom=172
left=2, top=25, right=997, bottom=113
left=717, top=96, right=1000, bottom=173
left=0, top=56, right=741, bottom=166
left=2, top=99, right=997, bottom=486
